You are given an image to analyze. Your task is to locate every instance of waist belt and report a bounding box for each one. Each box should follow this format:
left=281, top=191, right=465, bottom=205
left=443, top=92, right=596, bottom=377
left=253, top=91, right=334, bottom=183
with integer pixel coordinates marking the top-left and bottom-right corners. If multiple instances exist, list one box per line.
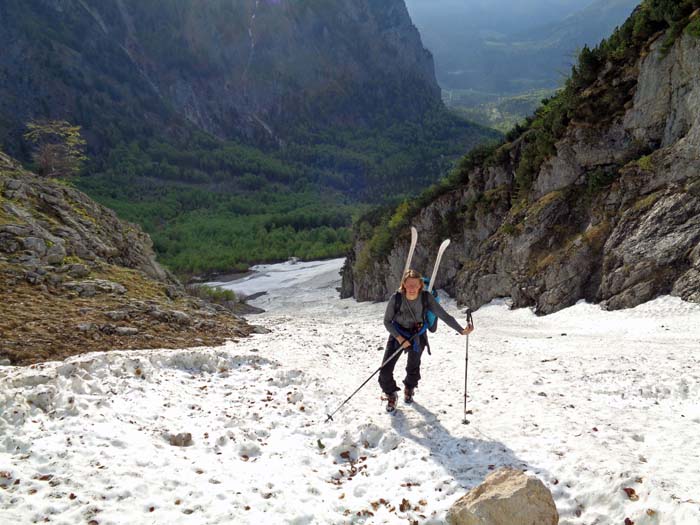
left=392, top=321, right=427, bottom=353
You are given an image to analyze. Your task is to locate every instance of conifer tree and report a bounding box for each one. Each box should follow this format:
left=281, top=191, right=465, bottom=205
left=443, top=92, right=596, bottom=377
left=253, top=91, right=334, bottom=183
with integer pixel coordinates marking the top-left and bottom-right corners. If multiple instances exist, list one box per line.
left=23, top=120, right=87, bottom=178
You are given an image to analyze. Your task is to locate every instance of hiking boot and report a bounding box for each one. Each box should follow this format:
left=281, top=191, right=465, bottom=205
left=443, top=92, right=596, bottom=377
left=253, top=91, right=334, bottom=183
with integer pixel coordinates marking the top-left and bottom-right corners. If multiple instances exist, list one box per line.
left=385, top=392, right=398, bottom=413
left=404, top=386, right=414, bottom=404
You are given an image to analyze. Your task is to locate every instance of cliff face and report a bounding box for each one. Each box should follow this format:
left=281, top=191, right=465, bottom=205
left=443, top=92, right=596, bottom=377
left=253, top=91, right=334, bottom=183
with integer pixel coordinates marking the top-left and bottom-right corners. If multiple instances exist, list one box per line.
left=0, top=152, right=252, bottom=365
left=343, top=31, right=700, bottom=313
left=0, top=0, right=439, bottom=147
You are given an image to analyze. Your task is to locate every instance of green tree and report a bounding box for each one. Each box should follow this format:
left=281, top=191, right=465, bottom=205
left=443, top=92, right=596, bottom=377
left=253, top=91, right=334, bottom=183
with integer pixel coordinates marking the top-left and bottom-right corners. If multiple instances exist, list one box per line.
left=23, top=120, right=87, bottom=178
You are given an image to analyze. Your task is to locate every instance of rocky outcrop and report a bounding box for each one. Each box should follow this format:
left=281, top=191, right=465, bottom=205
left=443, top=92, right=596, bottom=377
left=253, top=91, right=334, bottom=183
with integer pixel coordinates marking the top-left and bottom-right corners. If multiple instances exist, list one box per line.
left=446, top=468, right=558, bottom=525
left=0, top=153, right=253, bottom=365
left=0, top=0, right=439, bottom=146
left=0, top=152, right=169, bottom=282
left=343, top=31, right=700, bottom=314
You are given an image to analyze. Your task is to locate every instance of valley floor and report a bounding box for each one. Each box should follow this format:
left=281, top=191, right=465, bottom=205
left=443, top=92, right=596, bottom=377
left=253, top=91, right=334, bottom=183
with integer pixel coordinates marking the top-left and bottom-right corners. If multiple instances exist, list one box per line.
left=1, top=259, right=699, bottom=524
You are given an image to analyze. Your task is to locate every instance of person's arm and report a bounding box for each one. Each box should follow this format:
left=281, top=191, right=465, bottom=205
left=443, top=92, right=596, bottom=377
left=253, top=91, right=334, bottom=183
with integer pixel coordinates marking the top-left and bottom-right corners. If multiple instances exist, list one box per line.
left=426, top=293, right=468, bottom=334
left=384, top=294, right=402, bottom=340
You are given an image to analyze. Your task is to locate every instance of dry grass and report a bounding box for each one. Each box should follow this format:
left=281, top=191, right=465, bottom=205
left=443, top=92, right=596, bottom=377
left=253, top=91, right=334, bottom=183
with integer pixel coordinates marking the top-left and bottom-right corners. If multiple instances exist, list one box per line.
left=0, top=261, right=252, bottom=366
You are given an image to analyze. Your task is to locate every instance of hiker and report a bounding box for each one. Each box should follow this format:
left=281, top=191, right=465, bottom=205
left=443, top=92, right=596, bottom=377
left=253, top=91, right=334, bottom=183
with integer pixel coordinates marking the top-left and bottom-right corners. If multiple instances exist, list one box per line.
left=380, top=269, right=474, bottom=412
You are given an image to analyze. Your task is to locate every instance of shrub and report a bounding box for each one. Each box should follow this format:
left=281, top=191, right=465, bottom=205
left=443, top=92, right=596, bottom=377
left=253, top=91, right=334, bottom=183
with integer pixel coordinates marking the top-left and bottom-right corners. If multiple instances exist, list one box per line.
left=187, top=284, right=237, bottom=303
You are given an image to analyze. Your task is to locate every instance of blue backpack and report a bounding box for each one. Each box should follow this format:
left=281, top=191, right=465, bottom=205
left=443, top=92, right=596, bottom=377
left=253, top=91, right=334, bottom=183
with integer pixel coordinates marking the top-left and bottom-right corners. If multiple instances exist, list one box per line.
left=423, top=277, right=440, bottom=333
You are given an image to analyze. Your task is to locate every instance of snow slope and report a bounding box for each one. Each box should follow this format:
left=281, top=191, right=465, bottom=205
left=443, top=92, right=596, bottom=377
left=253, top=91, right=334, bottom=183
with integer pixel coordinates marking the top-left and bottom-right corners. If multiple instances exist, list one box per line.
left=1, top=258, right=699, bottom=524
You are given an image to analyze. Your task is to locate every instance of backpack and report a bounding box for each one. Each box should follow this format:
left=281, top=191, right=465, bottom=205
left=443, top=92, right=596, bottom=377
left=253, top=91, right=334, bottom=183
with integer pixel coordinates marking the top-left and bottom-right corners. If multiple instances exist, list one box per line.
left=393, top=278, right=439, bottom=333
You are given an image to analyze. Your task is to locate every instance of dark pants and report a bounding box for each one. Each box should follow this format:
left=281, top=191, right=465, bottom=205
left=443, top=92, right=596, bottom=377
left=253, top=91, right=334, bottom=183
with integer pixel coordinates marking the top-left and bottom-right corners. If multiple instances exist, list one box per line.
left=378, top=333, right=427, bottom=395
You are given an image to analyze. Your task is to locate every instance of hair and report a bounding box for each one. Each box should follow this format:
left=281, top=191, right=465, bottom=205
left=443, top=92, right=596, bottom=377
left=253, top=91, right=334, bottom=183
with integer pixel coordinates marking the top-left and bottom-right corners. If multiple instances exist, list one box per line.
left=398, top=269, right=423, bottom=294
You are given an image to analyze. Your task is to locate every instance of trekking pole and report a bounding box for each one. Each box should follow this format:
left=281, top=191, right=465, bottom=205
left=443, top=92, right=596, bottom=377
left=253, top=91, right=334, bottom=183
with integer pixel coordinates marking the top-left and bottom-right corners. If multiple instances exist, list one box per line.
left=325, top=333, right=420, bottom=423
left=462, top=309, right=474, bottom=425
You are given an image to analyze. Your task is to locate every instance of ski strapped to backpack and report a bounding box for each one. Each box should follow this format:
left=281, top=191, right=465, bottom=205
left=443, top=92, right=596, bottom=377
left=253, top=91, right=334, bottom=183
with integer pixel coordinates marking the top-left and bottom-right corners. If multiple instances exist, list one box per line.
left=424, top=238, right=450, bottom=331
left=403, top=226, right=418, bottom=276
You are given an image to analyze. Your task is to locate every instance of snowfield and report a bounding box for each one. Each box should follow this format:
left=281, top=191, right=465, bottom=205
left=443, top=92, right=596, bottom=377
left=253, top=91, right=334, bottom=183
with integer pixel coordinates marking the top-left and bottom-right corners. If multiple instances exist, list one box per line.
left=1, top=258, right=699, bottom=524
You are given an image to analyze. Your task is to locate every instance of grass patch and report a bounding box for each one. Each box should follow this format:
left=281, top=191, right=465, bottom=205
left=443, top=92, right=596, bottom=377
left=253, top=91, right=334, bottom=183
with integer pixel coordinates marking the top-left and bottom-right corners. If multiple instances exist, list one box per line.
left=187, top=284, right=237, bottom=304
left=636, top=155, right=653, bottom=171
left=528, top=190, right=565, bottom=219
left=686, top=15, right=700, bottom=38
left=499, top=222, right=520, bottom=236
left=632, top=191, right=663, bottom=212
left=94, top=264, right=166, bottom=300
left=583, top=221, right=611, bottom=250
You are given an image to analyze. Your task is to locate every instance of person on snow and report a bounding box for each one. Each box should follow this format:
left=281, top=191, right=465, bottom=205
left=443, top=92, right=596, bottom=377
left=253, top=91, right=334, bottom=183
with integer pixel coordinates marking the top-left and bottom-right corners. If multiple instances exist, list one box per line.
left=380, top=268, right=474, bottom=412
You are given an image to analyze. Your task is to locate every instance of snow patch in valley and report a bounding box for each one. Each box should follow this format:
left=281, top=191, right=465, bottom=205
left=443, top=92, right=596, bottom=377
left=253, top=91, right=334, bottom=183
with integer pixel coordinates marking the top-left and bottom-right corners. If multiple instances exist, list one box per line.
left=1, top=259, right=700, bottom=524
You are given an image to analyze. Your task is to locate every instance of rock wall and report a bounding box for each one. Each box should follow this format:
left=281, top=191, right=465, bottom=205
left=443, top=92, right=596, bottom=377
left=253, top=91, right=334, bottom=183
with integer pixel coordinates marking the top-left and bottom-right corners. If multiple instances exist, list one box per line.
left=0, top=0, right=439, bottom=146
left=343, top=32, right=700, bottom=314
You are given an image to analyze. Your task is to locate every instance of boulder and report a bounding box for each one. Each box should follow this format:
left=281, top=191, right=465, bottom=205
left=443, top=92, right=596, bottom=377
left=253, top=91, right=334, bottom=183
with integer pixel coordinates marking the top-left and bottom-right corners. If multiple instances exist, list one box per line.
left=45, top=242, right=66, bottom=264
left=168, top=432, right=193, bottom=447
left=105, top=310, right=130, bottom=321
left=66, top=263, right=90, bottom=278
left=63, top=279, right=127, bottom=296
left=446, top=468, right=558, bottom=525
left=22, top=236, right=47, bottom=256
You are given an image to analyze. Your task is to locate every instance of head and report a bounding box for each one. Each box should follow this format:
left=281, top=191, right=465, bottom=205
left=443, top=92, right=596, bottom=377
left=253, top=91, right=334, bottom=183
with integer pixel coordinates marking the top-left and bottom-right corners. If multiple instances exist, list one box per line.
left=399, top=269, right=423, bottom=295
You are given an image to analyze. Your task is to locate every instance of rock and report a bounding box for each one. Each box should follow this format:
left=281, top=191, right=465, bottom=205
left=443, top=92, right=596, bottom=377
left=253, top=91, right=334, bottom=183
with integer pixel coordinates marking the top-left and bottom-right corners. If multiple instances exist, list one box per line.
left=17, top=253, right=41, bottom=266
left=46, top=273, right=64, bottom=287
left=0, top=359, right=11, bottom=366
left=24, top=271, right=44, bottom=285
left=3, top=179, right=22, bottom=191
left=170, top=310, right=192, bottom=325
left=76, top=323, right=96, bottom=332
left=147, top=308, right=169, bottom=322
left=22, top=236, right=47, bottom=256
left=229, top=301, right=265, bottom=315
left=63, top=281, right=96, bottom=297
left=100, top=324, right=116, bottom=335
left=45, top=242, right=66, bottom=264
left=168, top=432, right=193, bottom=447
left=194, top=319, right=216, bottom=330
left=252, top=325, right=271, bottom=334
left=0, top=233, right=19, bottom=253
left=446, top=468, right=558, bottom=525
left=63, top=279, right=126, bottom=296
left=115, top=327, right=139, bottom=336
left=148, top=308, right=191, bottom=325
left=67, top=264, right=90, bottom=278
left=105, top=310, right=130, bottom=321
left=165, top=285, right=184, bottom=299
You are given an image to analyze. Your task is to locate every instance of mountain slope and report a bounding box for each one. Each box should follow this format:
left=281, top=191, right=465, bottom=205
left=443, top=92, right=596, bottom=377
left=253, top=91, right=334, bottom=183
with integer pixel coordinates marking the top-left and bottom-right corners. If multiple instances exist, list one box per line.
left=343, top=3, right=700, bottom=314
left=0, top=151, right=252, bottom=365
left=0, top=0, right=439, bottom=148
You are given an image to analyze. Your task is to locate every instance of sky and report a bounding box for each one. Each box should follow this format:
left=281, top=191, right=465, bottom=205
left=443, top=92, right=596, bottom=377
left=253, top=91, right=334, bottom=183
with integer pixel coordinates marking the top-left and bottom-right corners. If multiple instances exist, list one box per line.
left=1, top=258, right=700, bottom=524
